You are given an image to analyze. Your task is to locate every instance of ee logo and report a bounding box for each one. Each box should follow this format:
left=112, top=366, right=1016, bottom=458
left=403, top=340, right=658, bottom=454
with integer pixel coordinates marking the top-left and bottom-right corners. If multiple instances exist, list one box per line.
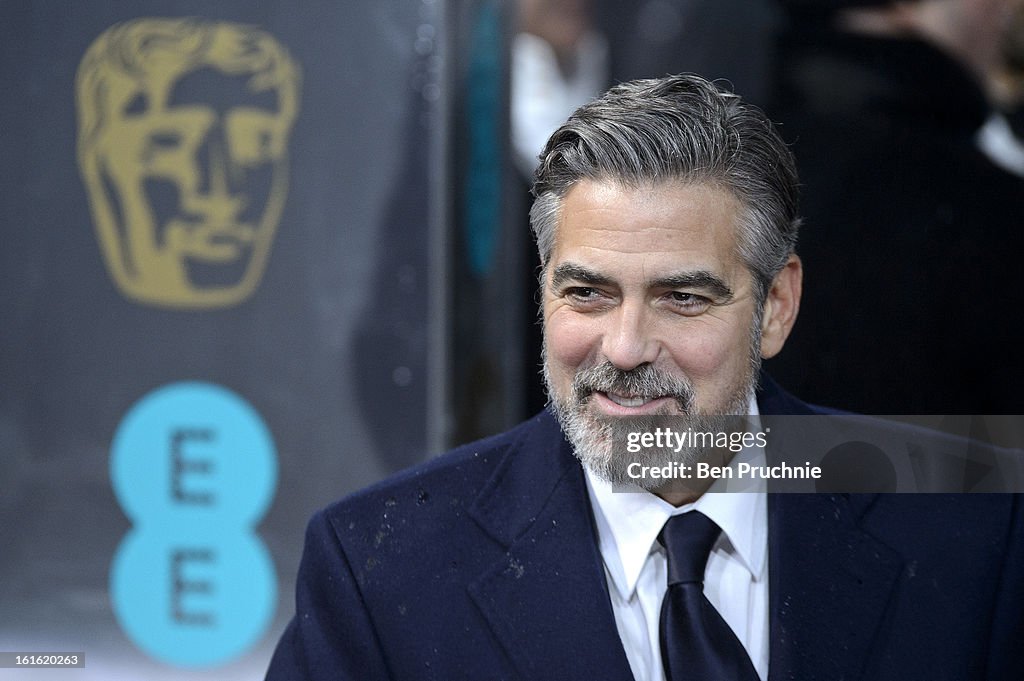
left=110, top=382, right=277, bottom=667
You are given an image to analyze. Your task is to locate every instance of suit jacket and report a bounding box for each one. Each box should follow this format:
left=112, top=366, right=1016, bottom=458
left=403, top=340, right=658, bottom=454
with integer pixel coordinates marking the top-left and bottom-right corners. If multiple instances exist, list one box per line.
left=267, top=376, right=1024, bottom=680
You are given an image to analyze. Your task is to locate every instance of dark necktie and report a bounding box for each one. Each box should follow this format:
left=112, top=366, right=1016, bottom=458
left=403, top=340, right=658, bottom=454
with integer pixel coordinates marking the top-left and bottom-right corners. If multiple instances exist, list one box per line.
left=659, top=511, right=759, bottom=681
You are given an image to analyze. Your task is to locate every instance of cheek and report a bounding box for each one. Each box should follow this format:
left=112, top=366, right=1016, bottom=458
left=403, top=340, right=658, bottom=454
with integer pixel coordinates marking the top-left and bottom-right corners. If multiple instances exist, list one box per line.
left=665, top=321, right=751, bottom=383
left=668, top=335, right=723, bottom=378
left=543, top=308, right=599, bottom=373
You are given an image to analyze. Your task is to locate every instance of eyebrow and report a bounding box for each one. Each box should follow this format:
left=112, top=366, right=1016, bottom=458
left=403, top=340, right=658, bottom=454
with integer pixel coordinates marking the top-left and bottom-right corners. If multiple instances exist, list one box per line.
left=550, top=262, right=734, bottom=301
left=550, top=263, right=614, bottom=289
left=651, top=271, right=734, bottom=300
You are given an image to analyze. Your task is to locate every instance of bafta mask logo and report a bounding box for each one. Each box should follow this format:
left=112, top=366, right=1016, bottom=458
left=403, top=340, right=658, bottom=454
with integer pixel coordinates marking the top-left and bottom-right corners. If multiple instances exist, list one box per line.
left=76, top=19, right=300, bottom=308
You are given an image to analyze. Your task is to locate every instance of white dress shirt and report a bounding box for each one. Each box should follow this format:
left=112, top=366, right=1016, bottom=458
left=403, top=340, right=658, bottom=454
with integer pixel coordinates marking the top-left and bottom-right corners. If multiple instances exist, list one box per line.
left=584, top=399, right=769, bottom=681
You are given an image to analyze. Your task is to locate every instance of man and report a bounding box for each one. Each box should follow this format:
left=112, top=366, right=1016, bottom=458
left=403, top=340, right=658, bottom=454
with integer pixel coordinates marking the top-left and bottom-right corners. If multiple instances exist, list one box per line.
left=267, top=75, right=1024, bottom=680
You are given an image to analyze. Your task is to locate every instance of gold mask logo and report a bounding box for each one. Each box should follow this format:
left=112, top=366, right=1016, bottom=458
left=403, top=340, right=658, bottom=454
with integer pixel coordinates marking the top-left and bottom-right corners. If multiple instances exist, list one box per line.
left=76, top=19, right=301, bottom=309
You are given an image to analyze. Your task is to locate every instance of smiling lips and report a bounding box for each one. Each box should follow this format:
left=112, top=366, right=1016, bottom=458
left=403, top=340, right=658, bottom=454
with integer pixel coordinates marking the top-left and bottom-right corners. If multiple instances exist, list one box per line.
left=596, top=391, right=678, bottom=415
left=605, top=392, right=656, bottom=408
left=570, top=362, right=695, bottom=415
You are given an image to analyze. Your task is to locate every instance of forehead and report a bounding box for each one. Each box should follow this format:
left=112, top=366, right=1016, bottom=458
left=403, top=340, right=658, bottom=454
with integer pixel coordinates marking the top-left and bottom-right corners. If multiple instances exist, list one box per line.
left=551, top=179, right=744, bottom=275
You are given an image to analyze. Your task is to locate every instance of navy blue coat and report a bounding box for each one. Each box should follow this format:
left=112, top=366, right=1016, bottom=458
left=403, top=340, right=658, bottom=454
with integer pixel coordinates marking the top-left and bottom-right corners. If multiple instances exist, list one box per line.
left=267, top=377, right=1024, bottom=679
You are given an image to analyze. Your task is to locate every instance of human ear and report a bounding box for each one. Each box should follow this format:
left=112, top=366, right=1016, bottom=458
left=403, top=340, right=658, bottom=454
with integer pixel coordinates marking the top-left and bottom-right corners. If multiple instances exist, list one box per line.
left=759, top=254, right=802, bottom=359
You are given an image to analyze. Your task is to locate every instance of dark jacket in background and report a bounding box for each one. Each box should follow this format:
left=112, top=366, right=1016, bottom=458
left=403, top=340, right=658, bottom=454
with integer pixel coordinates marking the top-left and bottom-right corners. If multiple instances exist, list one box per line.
left=765, top=28, right=1024, bottom=414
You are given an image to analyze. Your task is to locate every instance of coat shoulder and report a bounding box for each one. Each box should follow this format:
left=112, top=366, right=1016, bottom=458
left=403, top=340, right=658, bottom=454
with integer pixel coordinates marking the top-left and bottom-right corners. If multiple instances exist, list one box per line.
left=321, top=411, right=552, bottom=522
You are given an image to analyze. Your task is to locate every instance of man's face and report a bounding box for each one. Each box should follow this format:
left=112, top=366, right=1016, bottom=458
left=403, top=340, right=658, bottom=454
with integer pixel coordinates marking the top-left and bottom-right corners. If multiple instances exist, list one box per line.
left=541, top=180, right=774, bottom=490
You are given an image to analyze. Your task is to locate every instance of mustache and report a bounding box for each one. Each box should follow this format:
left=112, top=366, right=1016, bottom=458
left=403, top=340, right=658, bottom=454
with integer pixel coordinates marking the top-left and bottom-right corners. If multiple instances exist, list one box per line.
left=571, top=362, right=695, bottom=413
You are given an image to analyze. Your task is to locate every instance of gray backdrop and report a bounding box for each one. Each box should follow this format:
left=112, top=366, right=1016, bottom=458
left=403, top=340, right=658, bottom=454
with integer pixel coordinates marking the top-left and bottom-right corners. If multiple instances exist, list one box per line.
left=1, top=0, right=443, bottom=678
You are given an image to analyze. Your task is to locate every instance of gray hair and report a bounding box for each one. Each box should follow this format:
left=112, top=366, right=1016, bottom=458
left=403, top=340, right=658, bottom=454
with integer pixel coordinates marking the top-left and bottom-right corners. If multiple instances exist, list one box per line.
left=529, top=74, right=800, bottom=303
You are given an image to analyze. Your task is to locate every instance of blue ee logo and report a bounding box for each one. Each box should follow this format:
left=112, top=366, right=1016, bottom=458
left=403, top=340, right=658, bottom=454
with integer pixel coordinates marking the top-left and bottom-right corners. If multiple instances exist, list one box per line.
left=110, top=382, right=277, bottom=667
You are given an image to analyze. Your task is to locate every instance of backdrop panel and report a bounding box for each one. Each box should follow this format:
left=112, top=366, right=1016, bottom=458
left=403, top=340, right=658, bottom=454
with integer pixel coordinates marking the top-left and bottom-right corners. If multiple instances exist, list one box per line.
left=0, top=0, right=443, bottom=678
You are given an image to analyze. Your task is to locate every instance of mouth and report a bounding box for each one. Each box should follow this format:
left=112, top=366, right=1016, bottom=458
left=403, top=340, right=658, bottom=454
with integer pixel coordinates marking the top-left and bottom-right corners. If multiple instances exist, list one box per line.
left=606, top=392, right=656, bottom=408
left=566, top=361, right=695, bottom=417
left=592, top=391, right=677, bottom=415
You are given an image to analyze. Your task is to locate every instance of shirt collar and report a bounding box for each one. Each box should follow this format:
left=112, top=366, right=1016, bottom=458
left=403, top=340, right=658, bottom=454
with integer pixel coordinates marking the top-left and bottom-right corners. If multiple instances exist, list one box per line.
left=584, top=396, right=768, bottom=601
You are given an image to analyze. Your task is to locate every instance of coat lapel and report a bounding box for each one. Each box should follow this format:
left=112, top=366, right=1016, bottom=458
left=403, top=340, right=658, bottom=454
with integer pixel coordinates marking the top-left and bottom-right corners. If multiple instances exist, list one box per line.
left=759, top=375, right=904, bottom=681
left=767, top=493, right=903, bottom=681
left=466, top=411, right=636, bottom=680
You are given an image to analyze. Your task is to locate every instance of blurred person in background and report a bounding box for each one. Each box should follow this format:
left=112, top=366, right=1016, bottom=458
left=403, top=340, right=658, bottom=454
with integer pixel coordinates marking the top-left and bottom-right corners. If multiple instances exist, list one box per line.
left=766, top=0, right=1024, bottom=414
left=978, top=1, right=1024, bottom=175
left=511, top=0, right=609, bottom=179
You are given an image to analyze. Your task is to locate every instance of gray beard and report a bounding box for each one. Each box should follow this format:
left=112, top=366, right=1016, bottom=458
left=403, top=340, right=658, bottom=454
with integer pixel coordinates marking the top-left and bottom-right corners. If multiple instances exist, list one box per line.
left=543, top=333, right=761, bottom=492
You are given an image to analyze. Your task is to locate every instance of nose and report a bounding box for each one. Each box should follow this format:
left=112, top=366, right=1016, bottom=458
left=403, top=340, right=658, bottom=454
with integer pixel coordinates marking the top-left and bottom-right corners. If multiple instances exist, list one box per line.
left=600, top=301, right=659, bottom=370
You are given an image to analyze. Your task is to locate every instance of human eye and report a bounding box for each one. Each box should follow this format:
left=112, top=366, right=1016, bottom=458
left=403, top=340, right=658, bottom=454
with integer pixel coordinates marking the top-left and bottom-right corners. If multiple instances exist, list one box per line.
left=563, top=286, right=611, bottom=310
left=665, top=291, right=711, bottom=316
